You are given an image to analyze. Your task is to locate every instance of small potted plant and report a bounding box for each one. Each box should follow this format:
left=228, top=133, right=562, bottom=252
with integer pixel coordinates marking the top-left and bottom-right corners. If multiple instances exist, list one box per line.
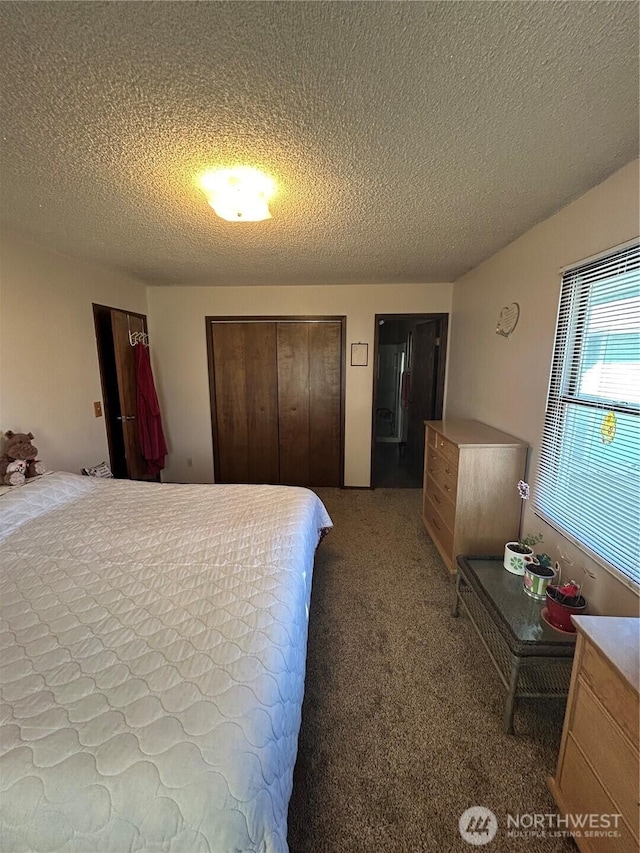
left=504, top=481, right=544, bottom=575
left=522, top=552, right=556, bottom=599
left=545, top=579, right=587, bottom=632
left=504, top=533, right=543, bottom=575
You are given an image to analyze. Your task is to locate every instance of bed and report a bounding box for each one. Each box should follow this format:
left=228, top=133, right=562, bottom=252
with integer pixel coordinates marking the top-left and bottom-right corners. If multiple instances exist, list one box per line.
left=0, top=472, right=331, bottom=853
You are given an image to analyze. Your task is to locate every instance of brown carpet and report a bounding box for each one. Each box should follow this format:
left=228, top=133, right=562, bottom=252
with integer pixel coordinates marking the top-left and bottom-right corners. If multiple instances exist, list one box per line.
left=288, top=489, right=574, bottom=853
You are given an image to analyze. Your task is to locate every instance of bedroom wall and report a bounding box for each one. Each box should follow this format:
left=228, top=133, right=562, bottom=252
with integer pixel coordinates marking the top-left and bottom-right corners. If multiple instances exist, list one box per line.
left=146, top=282, right=452, bottom=486
left=0, top=230, right=148, bottom=473
left=446, top=158, right=640, bottom=616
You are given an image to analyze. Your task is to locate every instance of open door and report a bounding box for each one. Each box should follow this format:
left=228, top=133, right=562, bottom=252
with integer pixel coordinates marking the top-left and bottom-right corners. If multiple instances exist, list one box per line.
left=371, top=313, right=448, bottom=488
left=94, top=305, right=156, bottom=480
left=406, top=320, right=438, bottom=477
left=110, top=310, right=154, bottom=480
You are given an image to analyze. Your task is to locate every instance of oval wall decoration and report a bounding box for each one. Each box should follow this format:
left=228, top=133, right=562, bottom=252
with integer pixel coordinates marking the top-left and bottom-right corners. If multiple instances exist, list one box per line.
left=496, top=303, right=520, bottom=337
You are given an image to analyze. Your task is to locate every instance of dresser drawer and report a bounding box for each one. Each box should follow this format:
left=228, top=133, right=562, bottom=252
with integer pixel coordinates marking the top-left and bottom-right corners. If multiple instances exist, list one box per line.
left=582, top=641, right=639, bottom=748
left=423, top=494, right=454, bottom=560
left=426, top=448, right=458, bottom=499
left=432, top=432, right=458, bottom=466
left=560, top=736, right=637, bottom=853
left=572, top=677, right=639, bottom=836
left=425, top=477, right=456, bottom=531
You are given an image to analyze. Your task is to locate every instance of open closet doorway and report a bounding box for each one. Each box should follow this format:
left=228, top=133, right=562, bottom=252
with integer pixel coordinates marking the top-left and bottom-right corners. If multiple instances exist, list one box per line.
left=371, top=313, right=448, bottom=488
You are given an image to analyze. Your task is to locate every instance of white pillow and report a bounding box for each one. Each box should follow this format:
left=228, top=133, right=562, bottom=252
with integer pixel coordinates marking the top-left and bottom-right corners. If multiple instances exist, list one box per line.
left=81, top=461, right=113, bottom=478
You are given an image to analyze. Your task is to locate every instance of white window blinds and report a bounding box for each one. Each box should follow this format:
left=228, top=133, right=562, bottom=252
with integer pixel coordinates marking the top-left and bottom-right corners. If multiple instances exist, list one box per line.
left=534, top=242, right=640, bottom=586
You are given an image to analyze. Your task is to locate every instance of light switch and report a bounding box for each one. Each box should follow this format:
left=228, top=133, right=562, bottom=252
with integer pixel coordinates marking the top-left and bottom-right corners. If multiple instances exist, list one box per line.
left=94, top=401, right=103, bottom=418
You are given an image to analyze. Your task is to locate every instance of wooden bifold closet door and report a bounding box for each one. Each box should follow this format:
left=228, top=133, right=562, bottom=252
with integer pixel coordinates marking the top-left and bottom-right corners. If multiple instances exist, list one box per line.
left=208, top=318, right=344, bottom=487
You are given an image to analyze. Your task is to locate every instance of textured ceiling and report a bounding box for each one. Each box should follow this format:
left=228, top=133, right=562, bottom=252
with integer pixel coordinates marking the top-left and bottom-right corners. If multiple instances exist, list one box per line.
left=0, top=1, right=638, bottom=287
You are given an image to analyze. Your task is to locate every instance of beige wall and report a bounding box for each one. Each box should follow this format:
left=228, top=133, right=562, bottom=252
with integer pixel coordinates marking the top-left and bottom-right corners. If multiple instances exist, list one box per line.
left=0, top=230, right=148, bottom=473
left=147, top=283, right=452, bottom=486
left=446, top=159, right=640, bottom=616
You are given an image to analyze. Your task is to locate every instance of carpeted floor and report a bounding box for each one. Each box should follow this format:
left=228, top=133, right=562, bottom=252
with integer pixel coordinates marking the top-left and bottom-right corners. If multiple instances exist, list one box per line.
left=288, top=489, right=575, bottom=852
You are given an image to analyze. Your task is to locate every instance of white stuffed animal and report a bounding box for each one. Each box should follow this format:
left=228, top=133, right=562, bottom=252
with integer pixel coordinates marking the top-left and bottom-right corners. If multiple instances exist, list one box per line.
left=4, top=459, right=27, bottom=486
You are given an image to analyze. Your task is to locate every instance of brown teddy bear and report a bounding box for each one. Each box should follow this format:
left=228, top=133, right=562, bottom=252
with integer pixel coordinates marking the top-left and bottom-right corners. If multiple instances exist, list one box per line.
left=0, top=431, right=46, bottom=486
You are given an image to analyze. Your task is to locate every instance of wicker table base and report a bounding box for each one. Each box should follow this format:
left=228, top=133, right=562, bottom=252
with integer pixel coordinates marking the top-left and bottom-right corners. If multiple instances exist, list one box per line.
left=454, top=556, right=575, bottom=734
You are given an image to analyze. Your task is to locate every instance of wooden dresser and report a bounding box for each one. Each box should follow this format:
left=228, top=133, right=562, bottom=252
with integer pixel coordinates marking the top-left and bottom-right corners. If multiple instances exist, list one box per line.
left=549, top=616, right=639, bottom=853
left=422, top=420, right=527, bottom=573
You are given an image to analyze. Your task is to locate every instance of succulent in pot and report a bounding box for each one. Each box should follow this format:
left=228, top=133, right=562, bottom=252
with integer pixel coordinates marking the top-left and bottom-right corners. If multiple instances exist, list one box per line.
left=522, top=554, right=557, bottom=599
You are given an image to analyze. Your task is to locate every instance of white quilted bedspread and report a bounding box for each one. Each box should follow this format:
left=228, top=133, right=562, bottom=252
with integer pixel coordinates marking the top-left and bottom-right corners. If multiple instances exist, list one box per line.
left=0, top=473, right=331, bottom=853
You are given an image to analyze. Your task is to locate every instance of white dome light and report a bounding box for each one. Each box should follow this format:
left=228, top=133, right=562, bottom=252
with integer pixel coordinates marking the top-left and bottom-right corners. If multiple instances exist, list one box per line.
left=199, top=166, right=277, bottom=222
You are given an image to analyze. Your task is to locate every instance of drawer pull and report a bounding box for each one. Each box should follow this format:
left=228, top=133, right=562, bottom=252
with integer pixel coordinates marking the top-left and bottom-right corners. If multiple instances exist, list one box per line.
left=445, top=468, right=451, bottom=475
left=433, top=493, right=441, bottom=504
left=432, top=517, right=441, bottom=531
left=444, top=485, right=451, bottom=492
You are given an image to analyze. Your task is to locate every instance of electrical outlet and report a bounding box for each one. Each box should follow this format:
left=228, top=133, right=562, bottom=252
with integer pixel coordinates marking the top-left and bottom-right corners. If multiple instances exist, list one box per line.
left=186, top=457, right=193, bottom=468
left=94, top=401, right=103, bottom=418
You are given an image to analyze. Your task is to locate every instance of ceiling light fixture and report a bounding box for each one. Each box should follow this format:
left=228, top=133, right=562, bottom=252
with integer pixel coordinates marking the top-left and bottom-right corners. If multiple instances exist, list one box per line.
left=198, top=166, right=276, bottom=222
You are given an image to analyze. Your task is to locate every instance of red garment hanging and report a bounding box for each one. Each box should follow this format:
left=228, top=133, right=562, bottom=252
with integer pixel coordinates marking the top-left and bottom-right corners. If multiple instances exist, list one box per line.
left=135, top=343, right=168, bottom=474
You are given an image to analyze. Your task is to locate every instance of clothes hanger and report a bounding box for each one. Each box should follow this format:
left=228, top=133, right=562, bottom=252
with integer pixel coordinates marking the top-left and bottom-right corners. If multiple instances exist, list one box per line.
left=127, top=314, right=149, bottom=347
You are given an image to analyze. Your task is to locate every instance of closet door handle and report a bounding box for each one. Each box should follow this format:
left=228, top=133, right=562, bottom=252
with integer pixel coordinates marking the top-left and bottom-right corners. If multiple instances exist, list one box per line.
left=117, top=415, right=136, bottom=421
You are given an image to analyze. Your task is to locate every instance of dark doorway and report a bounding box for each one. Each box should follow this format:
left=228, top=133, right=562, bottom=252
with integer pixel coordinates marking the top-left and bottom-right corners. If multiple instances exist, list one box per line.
left=371, top=313, right=448, bottom=488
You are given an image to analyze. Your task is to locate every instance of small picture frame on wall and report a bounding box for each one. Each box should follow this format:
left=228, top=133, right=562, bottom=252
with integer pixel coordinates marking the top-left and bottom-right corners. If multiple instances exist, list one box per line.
left=351, top=342, right=368, bottom=366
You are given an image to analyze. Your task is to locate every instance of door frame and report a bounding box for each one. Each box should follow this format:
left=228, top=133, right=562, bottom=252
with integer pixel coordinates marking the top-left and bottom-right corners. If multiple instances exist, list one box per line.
left=205, top=315, right=347, bottom=487
left=370, top=313, right=449, bottom=488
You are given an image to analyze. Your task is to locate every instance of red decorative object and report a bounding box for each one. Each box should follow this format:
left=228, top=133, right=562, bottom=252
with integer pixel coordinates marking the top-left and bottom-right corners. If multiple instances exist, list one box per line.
left=545, top=586, right=587, bottom=633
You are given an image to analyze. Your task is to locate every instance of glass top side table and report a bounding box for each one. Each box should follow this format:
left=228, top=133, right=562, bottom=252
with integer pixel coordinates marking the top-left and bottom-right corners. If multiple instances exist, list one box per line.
left=454, top=555, right=576, bottom=733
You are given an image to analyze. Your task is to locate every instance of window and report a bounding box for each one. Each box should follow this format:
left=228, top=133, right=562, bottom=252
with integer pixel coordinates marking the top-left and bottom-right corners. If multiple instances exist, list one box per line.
left=534, top=242, right=640, bottom=586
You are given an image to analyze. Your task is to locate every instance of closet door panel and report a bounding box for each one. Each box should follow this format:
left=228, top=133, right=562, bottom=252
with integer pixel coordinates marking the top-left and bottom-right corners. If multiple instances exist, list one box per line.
left=211, top=323, right=250, bottom=483
left=309, top=322, right=342, bottom=486
left=211, top=322, right=280, bottom=484
left=244, top=324, right=280, bottom=484
left=277, top=323, right=311, bottom=486
left=208, top=316, right=344, bottom=487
